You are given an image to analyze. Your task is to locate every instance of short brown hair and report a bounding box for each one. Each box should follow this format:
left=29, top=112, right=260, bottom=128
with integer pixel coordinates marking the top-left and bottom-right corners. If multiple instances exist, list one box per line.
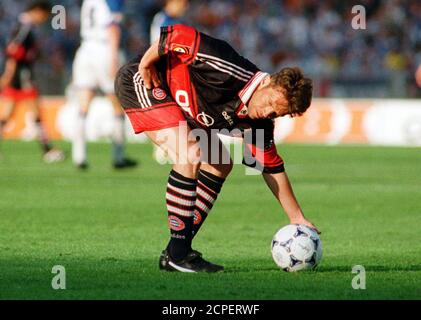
left=270, top=67, right=313, bottom=117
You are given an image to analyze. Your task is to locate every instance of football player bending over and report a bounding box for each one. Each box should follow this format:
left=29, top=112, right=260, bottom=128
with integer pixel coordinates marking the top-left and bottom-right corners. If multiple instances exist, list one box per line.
left=115, top=24, right=319, bottom=272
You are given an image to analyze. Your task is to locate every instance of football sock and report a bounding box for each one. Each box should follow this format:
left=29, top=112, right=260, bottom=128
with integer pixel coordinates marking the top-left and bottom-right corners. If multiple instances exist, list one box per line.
left=72, top=112, right=87, bottom=165
left=166, top=170, right=197, bottom=261
left=112, top=114, right=125, bottom=164
left=35, top=118, right=52, bottom=153
left=193, top=170, right=225, bottom=237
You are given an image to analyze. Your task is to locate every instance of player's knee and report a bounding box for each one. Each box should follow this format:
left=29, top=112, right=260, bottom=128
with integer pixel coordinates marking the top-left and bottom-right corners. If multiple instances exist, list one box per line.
left=187, top=147, right=202, bottom=167
left=173, top=162, right=201, bottom=179
left=200, top=160, right=233, bottom=178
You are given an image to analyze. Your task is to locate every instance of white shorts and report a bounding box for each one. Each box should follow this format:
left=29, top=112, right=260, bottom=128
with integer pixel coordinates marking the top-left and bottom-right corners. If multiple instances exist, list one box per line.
left=72, top=42, right=125, bottom=94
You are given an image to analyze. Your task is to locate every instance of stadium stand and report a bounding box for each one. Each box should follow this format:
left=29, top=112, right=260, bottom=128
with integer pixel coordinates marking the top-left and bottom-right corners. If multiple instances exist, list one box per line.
left=0, top=0, right=420, bottom=97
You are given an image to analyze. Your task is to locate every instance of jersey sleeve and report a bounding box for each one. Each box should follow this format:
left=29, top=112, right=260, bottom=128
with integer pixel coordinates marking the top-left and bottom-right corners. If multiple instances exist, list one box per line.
left=158, top=24, right=200, bottom=64
left=195, top=32, right=260, bottom=79
left=5, top=24, right=31, bottom=61
left=242, top=119, right=285, bottom=174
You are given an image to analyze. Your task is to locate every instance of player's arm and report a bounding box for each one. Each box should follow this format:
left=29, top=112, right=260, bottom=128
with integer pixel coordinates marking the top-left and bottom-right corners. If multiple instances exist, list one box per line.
left=262, top=171, right=319, bottom=233
left=1, top=24, right=31, bottom=90
left=0, top=58, right=17, bottom=90
left=243, top=120, right=319, bottom=233
left=1, top=38, right=24, bottom=90
left=108, top=23, right=121, bottom=79
left=139, top=24, right=200, bottom=89
left=243, top=137, right=317, bottom=229
left=106, top=0, right=125, bottom=78
left=138, top=40, right=161, bottom=89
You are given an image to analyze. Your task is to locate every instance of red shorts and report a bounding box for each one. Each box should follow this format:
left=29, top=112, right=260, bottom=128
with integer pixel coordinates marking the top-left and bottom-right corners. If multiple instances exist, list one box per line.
left=0, top=86, right=39, bottom=101
left=115, top=60, right=186, bottom=134
left=124, top=101, right=186, bottom=134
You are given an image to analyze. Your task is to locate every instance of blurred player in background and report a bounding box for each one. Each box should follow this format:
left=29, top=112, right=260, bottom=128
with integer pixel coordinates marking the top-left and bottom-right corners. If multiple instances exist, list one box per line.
left=150, top=0, right=189, bottom=44
left=0, top=0, right=65, bottom=163
left=72, top=0, right=137, bottom=169
left=150, top=0, right=188, bottom=163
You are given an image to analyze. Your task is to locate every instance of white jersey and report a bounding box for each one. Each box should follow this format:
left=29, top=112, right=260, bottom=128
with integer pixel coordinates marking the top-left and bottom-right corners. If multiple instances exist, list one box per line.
left=73, top=0, right=125, bottom=93
left=80, top=0, right=124, bottom=45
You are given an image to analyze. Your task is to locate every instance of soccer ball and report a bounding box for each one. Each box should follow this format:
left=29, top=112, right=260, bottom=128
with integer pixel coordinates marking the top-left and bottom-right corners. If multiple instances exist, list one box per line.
left=271, top=224, right=322, bottom=272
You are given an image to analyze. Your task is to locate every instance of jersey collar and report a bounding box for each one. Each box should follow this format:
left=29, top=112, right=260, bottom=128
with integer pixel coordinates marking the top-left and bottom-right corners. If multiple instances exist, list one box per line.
left=237, top=71, right=269, bottom=118
left=238, top=71, right=269, bottom=105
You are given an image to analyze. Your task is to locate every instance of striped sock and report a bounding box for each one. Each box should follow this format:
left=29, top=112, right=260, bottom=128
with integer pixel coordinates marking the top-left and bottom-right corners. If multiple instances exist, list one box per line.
left=166, top=170, right=197, bottom=261
left=193, top=170, right=225, bottom=237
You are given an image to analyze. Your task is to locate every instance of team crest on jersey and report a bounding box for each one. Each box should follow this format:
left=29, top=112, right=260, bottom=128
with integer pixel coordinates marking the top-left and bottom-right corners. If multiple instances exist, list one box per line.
left=171, top=43, right=191, bottom=54
left=193, top=211, right=202, bottom=225
left=152, top=88, right=167, bottom=100
left=168, top=215, right=185, bottom=231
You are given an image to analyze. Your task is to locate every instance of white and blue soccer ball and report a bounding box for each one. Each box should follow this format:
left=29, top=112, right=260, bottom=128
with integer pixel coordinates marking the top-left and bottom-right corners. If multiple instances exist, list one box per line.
left=271, top=224, right=323, bottom=272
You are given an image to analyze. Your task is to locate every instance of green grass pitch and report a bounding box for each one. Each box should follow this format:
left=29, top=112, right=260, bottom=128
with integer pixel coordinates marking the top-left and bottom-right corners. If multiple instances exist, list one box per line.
left=0, top=140, right=420, bottom=300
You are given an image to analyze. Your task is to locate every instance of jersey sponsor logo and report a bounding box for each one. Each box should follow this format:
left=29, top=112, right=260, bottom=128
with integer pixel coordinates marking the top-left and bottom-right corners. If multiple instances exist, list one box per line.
left=222, top=111, right=234, bottom=126
left=168, top=215, right=185, bottom=231
left=175, top=90, right=194, bottom=118
left=171, top=43, right=191, bottom=54
left=152, top=87, right=167, bottom=100
left=196, top=112, right=215, bottom=127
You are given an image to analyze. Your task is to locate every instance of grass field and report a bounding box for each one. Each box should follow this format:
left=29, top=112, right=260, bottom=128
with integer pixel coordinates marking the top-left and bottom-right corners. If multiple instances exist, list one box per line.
left=0, top=140, right=420, bottom=300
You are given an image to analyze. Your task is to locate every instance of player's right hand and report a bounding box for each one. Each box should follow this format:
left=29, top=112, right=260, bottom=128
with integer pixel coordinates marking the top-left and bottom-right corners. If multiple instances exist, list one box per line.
left=138, top=63, right=161, bottom=90
left=290, top=217, right=321, bottom=234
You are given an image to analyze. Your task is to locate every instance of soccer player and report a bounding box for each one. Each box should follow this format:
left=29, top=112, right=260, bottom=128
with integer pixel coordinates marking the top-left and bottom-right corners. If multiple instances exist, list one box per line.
left=115, top=24, right=319, bottom=272
left=0, top=0, right=65, bottom=163
left=71, top=0, right=136, bottom=169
